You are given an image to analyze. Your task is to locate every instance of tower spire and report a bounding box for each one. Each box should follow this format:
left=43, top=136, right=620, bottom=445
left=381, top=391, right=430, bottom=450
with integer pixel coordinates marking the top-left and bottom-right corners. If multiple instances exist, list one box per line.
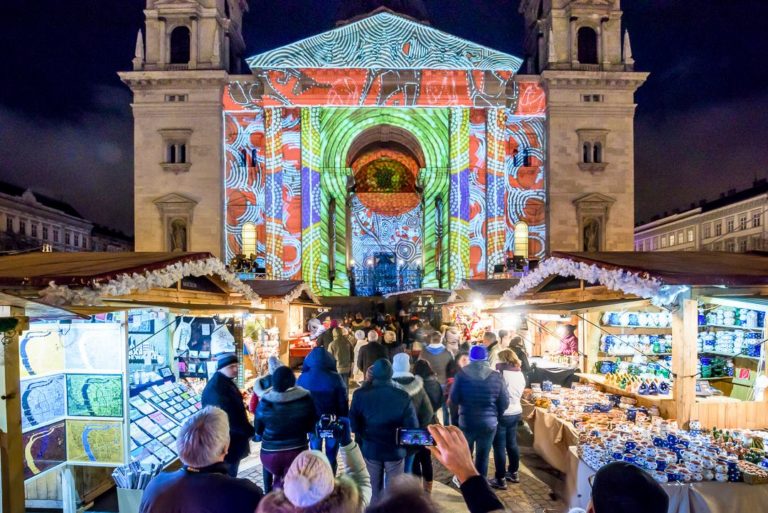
left=623, top=30, right=634, bottom=69
left=133, top=29, right=144, bottom=71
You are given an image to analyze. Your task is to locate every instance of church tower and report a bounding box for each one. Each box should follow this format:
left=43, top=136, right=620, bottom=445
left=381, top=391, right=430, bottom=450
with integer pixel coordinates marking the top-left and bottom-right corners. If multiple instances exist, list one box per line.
left=520, top=0, right=647, bottom=252
left=119, top=0, right=247, bottom=256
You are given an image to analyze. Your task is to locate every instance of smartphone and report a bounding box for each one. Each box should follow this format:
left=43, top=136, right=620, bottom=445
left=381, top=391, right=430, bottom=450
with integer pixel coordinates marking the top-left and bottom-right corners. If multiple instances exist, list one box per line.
left=396, top=428, right=435, bottom=446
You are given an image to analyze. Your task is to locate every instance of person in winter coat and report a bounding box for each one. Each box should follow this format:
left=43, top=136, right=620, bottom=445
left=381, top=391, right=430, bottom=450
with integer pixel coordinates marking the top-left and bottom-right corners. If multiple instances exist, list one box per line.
left=201, top=354, right=255, bottom=477
left=449, top=345, right=509, bottom=479
left=297, top=347, right=349, bottom=474
left=509, top=336, right=531, bottom=385
left=139, top=407, right=263, bottom=513
left=318, top=319, right=338, bottom=349
left=255, top=366, right=318, bottom=491
left=349, top=359, right=418, bottom=504
left=250, top=355, right=285, bottom=491
left=356, top=331, right=388, bottom=377
left=328, top=328, right=354, bottom=389
left=418, top=331, right=453, bottom=424
left=489, top=349, right=526, bottom=490
left=445, top=351, right=470, bottom=426
left=351, top=330, right=368, bottom=384
left=483, top=331, right=503, bottom=368
left=411, top=360, right=444, bottom=494
left=382, top=330, right=405, bottom=360
left=256, top=418, right=372, bottom=513
left=444, top=327, right=461, bottom=356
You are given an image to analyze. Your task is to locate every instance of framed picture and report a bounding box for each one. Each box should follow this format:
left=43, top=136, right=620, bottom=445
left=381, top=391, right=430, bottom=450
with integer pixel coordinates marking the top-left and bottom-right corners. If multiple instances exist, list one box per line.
left=129, top=319, right=155, bottom=335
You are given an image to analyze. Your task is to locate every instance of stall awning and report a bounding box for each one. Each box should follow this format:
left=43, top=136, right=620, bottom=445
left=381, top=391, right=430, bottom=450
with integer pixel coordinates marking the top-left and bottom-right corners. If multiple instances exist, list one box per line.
left=243, top=280, right=320, bottom=304
left=485, top=298, right=647, bottom=315
left=104, top=299, right=282, bottom=315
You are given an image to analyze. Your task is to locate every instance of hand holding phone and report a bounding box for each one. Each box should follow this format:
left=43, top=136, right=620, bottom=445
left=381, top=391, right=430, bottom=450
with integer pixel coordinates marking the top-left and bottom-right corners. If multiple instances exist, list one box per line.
left=396, top=428, right=435, bottom=446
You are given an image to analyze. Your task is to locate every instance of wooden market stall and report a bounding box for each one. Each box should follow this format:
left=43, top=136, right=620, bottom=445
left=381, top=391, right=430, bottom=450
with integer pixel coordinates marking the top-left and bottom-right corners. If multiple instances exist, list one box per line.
left=502, top=251, right=768, bottom=429
left=0, top=252, right=260, bottom=513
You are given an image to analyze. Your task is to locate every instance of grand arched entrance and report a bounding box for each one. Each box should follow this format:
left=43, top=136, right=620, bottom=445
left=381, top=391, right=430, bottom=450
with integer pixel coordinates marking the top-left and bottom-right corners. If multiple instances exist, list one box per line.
left=346, top=126, right=424, bottom=295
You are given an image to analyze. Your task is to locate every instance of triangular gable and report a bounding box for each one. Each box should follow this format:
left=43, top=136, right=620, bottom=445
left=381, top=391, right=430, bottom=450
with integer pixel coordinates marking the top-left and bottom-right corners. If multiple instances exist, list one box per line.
left=246, top=11, right=522, bottom=71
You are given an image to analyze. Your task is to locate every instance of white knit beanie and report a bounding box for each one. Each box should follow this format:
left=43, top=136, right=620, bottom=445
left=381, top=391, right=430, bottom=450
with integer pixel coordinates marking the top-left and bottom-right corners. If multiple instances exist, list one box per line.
left=283, top=450, right=335, bottom=507
left=391, top=353, right=411, bottom=378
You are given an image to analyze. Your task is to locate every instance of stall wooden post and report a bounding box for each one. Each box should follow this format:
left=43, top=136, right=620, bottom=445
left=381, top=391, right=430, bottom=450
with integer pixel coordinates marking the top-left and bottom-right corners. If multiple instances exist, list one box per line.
left=671, top=297, right=698, bottom=428
left=0, top=310, right=27, bottom=513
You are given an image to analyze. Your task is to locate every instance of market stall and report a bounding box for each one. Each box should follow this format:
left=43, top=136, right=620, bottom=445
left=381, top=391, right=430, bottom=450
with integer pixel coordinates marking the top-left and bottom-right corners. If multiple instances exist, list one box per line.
left=0, top=252, right=260, bottom=512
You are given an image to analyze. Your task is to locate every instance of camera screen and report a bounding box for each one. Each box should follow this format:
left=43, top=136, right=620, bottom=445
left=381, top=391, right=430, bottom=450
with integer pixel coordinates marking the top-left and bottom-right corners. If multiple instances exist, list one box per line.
left=318, top=428, right=335, bottom=439
left=397, top=428, right=435, bottom=446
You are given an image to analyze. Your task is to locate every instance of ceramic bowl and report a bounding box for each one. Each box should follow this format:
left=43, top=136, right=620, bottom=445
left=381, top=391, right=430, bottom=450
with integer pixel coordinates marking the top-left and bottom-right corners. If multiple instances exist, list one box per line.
left=715, top=473, right=728, bottom=482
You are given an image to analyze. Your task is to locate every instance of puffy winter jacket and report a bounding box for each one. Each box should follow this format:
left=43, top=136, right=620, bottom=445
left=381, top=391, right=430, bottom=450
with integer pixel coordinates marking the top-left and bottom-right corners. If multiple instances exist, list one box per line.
left=449, top=361, right=509, bottom=431
left=383, top=341, right=406, bottom=361
left=418, top=344, right=453, bottom=384
left=350, top=361, right=418, bottom=462
left=421, top=375, right=445, bottom=423
left=393, top=375, right=434, bottom=428
left=297, top=348, right=349, bottom=417
left=254, top=387, right=317, bottom=451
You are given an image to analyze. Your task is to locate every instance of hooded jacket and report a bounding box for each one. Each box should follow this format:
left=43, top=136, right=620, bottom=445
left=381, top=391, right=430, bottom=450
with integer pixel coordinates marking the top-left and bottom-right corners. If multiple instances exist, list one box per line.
left=392, top=375, right=434, bottom=428
left=297, top=348, right=349, bottom=417
left=356, top=341, right=389, bottom=375
left=418, top=344, right=453, bottom=384
left=254, top=386, right=317, bottom=451
left=328, top=335, right=354, bottom=374
left=202, top=371, right=255, bottom=461
left=449, top=361, right=509, bottom=430
left=350, top=360, right=418, bottom=462
left=139, top=462, right=263, bottom=513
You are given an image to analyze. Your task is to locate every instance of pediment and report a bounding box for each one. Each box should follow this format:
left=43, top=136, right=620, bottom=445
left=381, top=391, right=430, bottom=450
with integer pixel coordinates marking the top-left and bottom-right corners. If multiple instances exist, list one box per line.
left=153, top=193, right=198, bottom=206
left=573, top=192, right=616, bottom=206
left=246, top=11, right=521, bottom=71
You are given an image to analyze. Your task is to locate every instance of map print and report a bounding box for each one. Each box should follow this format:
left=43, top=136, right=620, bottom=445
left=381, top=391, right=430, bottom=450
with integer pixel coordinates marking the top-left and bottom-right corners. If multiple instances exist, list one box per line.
left=66, top=419, right=124, bottom=464
left=21, top=374, right=66, bottom=431
left=19, top=328, right=63, bottom=378
left=63, top=323, right=123, bottom=372
left=66, top=374, right=124, bottom=418
left=23, top=421, right=66, bottom=480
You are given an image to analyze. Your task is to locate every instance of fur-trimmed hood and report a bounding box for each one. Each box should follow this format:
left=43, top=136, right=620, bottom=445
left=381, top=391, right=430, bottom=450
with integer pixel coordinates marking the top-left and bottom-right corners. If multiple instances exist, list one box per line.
left=393, top=375, right=424, bottom=398
left=262, top=386, right=311, bottom=403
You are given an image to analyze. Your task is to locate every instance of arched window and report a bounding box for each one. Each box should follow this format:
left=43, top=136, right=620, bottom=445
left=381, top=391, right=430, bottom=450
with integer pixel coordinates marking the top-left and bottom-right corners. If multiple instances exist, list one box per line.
left=170, top=26, right=191, bottom=64
left=514, top=221, right=529, bottom=257
left=582, top=142, right=592, bottom=164
left=241, top=222, right=257, bottom=257
left=593, top=142, right=602, bottom=164
left=577, top=27, right=598, bottom=64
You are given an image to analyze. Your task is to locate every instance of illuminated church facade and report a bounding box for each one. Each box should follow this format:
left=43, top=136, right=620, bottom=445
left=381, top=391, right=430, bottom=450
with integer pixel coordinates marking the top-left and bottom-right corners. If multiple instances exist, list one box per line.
left=121, top=0, right=647, bottom=297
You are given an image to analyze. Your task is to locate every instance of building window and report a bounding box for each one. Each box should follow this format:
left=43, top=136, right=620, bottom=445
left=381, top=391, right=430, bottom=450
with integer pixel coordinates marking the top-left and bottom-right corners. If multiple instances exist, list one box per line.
left=687, top=228, right=694, bottom=243
left=74, top=234, right=80, bottom=247
left=582, top=142, right=592, bottom=163
left=753, top=211, right=762, bottom=228
left=241, top=222, right=257, bottom=257
left=577, top=26, right=599, bottom=64
left=19, top=219, right=26, bottom=235
left=577, top=129, right=609, bottom=171
left=592, top=142, right=603, bottom=164
left=725, top=240, right=735, bottom=252
left=726, top=219, right=734, bottom=232
left=739, top=239, right=748, bottom=252
left=661, top=237, right=667, bottom=248
left=165, top=94, right=188, bottom=102
left=65, top=232, right=71, bottom=245
left=652, top=237, right=658, bottom=249
left=677, top=232, right=683, bottom=245
left=169, top=26, right=191, bottom=64
left=159, top=129, right=193, bottom=172
left=703, top=224, right=711, bottom=239
left=42, top=226, right=49, bottom=240
left=53, top=230, right=59, bottom=242
left=739, top=215, right=747, bottom=230
left=31, top=224, right=38, bottom=238
left=582, top=94, right=604, bottom=102
left=715, top=223, right=722, bottom=236
left=6, top=216, right=13, bottom=232
left=166, top=143, right=186, bottom=164
left=514, top=221, right=529, bottom=257
left=669, top=234, right=675, bottom=247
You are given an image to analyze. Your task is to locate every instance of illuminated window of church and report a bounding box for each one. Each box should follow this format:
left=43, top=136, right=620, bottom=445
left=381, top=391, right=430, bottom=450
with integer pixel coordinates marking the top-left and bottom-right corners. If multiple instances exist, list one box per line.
left=242, top=222, right=257, bottom=257
left=513, top=221, right=529, bottom=257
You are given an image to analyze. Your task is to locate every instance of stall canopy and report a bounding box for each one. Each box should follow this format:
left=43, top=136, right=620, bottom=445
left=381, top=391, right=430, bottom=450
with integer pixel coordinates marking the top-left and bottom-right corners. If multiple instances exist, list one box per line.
left=0, top=251, right=259, bottom=307
left=449, top=278, right=519, bottom=303
left=504, top=251, right=768, bottom=305
left=485, top=298, right=647, bottom=315
left=244, top=279, right=320, bottom=305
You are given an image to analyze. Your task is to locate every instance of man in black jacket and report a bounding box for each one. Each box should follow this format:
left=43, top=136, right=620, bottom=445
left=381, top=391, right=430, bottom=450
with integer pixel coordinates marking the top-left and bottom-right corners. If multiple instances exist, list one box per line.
left=139, top=406, right=263, bottom=513
left=357, top=331, right=388, bottom=376
left=201, top=353, right=255, bottom=476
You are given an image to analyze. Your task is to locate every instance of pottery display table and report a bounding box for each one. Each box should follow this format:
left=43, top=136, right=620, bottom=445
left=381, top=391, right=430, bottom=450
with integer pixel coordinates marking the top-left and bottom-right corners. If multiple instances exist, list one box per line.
left=531, top=407, right=580, bottom=473
left=566, top=446, right=768, bottom=513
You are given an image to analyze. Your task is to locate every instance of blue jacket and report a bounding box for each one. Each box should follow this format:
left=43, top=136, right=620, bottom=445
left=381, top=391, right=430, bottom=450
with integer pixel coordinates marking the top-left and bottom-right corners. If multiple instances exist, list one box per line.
left=350, top=361, right=418, bottom=462
left=449, top=361, right=509, bottom=430
left=297, top=348, right=349, bottom=417
left=139, top=462, right=262, bottom=513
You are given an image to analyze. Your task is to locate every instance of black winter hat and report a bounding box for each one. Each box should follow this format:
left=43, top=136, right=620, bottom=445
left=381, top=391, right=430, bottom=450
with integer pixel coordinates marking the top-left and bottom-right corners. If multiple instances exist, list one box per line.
left=272, top=366, right=296, bottom=392
left=216, top=353, right=238, bottom=370
left=371, top=358, right=393, bottom=381
left=591, top=461, right=668, bottom=513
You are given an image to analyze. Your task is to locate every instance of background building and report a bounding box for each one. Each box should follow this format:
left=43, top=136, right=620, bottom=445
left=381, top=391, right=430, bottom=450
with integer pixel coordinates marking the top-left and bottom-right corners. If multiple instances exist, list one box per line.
left=120, top=0, right=646, bottom=296
left=0, top=180, right=133, bottom=253
left=634, top=179, right=768, bottom=253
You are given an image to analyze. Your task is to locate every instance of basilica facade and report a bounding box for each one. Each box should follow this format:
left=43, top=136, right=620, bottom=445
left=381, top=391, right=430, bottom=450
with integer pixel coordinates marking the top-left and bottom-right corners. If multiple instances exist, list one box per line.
left=120, top=0, right=647, bottom=297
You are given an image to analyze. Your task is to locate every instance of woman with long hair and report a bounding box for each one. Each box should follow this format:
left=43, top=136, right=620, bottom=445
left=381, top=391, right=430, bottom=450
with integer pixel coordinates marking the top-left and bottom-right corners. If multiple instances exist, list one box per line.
left=489, top=349, right=525, bottom=490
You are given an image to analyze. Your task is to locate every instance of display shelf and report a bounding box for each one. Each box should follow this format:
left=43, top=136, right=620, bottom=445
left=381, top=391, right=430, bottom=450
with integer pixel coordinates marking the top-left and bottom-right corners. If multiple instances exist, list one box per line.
left=699, top=376, right=733, bottom=381
left=600, top=326, right=672, bottom=334
left=698, top=324, right=764, bottom=332
left=699, top=351, right=762, bottom=360
left=598, top=351, right=671, bottom=357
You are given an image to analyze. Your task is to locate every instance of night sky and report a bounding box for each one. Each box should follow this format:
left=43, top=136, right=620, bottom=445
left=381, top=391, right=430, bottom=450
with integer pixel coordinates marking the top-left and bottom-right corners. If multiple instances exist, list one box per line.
left=2, top=0, right=766, bottom=234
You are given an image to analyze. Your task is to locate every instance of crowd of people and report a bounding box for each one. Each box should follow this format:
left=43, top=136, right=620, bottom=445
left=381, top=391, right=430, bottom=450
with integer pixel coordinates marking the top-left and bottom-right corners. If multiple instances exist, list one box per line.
left=139, top=312, right=669, bottom=513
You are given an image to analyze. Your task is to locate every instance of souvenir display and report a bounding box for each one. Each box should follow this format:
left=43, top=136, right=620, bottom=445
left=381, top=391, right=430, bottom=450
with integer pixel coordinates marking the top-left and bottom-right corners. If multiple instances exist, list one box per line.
left=65, top=419, right=125, bottom=464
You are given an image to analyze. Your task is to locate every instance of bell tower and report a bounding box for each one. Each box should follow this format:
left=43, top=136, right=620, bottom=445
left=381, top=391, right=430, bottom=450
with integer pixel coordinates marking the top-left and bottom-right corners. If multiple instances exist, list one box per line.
left=520, top=0, right=648, bottom=252
left=120, top=1, right=247, bottom=257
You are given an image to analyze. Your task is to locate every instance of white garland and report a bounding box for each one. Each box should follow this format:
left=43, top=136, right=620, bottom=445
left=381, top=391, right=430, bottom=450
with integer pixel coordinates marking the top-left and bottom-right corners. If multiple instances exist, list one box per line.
left=502, top=257, right=687, bottom=306
left=281, top=283, right=320, bottom=305
left=40, top=257, right=260, bottom=306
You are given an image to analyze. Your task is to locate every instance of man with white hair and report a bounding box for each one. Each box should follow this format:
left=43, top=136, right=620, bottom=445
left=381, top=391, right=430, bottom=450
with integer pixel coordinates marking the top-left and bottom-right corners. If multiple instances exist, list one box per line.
left=356, top=330, right=389, bottom=377
left=139, top=406, right=263, bottom=513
